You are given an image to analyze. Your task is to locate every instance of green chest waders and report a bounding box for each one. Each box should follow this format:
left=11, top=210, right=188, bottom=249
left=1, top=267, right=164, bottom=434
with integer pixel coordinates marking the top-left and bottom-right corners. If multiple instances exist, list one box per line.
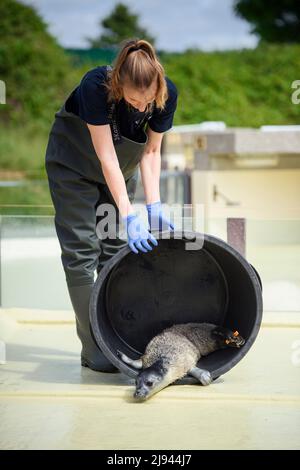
left=45, top=80, right=151, bottom=372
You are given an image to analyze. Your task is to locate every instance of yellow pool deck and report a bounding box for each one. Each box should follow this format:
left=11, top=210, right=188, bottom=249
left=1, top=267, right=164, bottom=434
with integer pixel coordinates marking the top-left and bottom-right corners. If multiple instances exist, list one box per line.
left=0, top=308, right=299, bottom=450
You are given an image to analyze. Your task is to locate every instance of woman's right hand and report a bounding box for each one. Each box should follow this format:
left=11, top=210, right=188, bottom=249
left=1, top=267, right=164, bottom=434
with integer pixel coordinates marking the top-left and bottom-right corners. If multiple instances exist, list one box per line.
left=122, top=213, right=158, bottom=254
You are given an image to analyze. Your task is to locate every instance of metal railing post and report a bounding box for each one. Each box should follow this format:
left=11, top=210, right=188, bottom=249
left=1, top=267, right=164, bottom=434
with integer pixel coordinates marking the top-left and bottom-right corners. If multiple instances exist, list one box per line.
left=227, top=217, right=246, bottom=257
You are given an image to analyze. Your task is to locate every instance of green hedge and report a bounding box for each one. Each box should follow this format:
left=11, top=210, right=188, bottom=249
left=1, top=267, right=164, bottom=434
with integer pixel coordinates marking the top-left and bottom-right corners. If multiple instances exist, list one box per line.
left=1, top=43, right=300, bottom=179
left=161, top=43, right=300, bottom=127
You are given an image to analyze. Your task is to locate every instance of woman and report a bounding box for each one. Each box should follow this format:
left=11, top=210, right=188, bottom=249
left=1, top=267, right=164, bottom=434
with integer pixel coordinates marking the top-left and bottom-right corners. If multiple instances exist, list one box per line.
left=45, top=38, right=178, bottom=373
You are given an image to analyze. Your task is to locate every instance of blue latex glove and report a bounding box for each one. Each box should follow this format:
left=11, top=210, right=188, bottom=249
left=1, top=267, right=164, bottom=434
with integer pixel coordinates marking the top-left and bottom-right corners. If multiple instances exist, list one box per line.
left=122, top=213, right=158, bottom=254
left=146, top=201, right=174, bottom=232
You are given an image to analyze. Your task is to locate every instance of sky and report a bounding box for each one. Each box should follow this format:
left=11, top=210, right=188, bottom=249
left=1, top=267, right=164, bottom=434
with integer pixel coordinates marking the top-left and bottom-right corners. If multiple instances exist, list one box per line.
left=21, top=0, right=258, bottom=52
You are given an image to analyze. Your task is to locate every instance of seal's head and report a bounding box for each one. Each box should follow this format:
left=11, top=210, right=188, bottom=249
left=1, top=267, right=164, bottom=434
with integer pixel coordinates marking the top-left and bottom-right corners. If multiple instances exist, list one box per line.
left=134, top=360, right=167, bottom=401
left=212, top=326, right=245, bottom=348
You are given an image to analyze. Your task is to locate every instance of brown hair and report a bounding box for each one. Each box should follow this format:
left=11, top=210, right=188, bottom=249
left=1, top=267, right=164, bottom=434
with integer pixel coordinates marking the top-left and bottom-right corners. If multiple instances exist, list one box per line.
left=103, top=38, right=168, bottom=113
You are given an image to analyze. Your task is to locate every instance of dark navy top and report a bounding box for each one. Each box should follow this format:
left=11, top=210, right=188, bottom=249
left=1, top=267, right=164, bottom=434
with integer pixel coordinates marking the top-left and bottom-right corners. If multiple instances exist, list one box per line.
left=65, top=65, right=178, bottom=141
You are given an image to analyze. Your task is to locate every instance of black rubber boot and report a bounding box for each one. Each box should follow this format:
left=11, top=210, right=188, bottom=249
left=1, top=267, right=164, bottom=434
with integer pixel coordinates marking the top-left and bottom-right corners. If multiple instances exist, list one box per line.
left=67, top=283, right=119, bottom=373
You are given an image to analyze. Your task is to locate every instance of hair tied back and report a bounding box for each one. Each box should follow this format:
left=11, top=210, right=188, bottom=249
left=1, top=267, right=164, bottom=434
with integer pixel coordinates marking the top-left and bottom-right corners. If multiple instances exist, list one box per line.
left=129, top=45, right=140, bottom=53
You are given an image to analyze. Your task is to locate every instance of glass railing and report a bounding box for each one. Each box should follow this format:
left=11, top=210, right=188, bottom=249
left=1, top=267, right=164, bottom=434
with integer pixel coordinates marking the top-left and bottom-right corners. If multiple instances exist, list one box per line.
left=0, top=173, right=299, bottom=313
left=1, top=213, right=299, bottom=312
left=206, top=218, right=300, bottom=313
left=0, top=171, right=191, bottom=310
left=0, top=214, right=70, bottom=310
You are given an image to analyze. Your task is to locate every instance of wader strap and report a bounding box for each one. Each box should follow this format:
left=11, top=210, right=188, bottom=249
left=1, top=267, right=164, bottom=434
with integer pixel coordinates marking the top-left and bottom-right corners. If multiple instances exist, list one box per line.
left=106, top=65, right=123, bottom=146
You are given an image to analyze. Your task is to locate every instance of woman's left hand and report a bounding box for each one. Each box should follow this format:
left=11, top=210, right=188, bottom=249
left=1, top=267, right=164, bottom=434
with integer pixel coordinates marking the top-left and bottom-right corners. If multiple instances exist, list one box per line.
left=146, top=201, right=174, bottom=232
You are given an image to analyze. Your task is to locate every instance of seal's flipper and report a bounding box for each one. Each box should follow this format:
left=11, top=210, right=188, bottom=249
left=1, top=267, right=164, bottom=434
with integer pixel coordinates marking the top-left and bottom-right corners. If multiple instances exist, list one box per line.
left=116, top=350, right=143, bottom=369
left=188, top=367, right=212, bottom=386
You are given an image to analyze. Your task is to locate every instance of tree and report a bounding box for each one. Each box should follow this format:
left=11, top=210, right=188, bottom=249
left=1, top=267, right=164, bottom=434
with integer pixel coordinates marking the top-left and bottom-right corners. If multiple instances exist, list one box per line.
left=0, top=0, right=74, bottom=124
left=87, top=2, right=155, bottom=48
left=234, top=0, right=300, bottom=43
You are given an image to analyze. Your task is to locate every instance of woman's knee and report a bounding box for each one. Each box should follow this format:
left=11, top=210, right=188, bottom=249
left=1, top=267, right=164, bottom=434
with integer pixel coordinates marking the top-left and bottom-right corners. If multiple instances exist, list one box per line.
left=61, top=248, right=99, bottom=287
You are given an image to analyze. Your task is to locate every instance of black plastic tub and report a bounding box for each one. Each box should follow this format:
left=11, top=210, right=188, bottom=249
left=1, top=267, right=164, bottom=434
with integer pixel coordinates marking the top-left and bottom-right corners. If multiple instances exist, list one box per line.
left=90, top=230, right=263, bottom=379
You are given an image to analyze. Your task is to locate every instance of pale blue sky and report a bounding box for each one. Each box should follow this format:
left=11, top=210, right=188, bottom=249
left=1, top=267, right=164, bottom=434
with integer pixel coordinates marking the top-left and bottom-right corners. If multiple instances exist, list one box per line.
left=22, top=0, right=258, bottom=51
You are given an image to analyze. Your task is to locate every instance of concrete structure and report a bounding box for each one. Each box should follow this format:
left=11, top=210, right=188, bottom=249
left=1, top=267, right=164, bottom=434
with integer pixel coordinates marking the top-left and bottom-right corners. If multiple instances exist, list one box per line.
left=164, top=124, right=300, bottom=172
left=164, top=125, right=300, bottom=221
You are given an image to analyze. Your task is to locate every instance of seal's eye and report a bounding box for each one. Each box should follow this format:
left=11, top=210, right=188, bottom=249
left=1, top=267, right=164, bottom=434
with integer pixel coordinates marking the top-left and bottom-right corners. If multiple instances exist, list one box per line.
left=146, top=380, right=153, bottom=388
